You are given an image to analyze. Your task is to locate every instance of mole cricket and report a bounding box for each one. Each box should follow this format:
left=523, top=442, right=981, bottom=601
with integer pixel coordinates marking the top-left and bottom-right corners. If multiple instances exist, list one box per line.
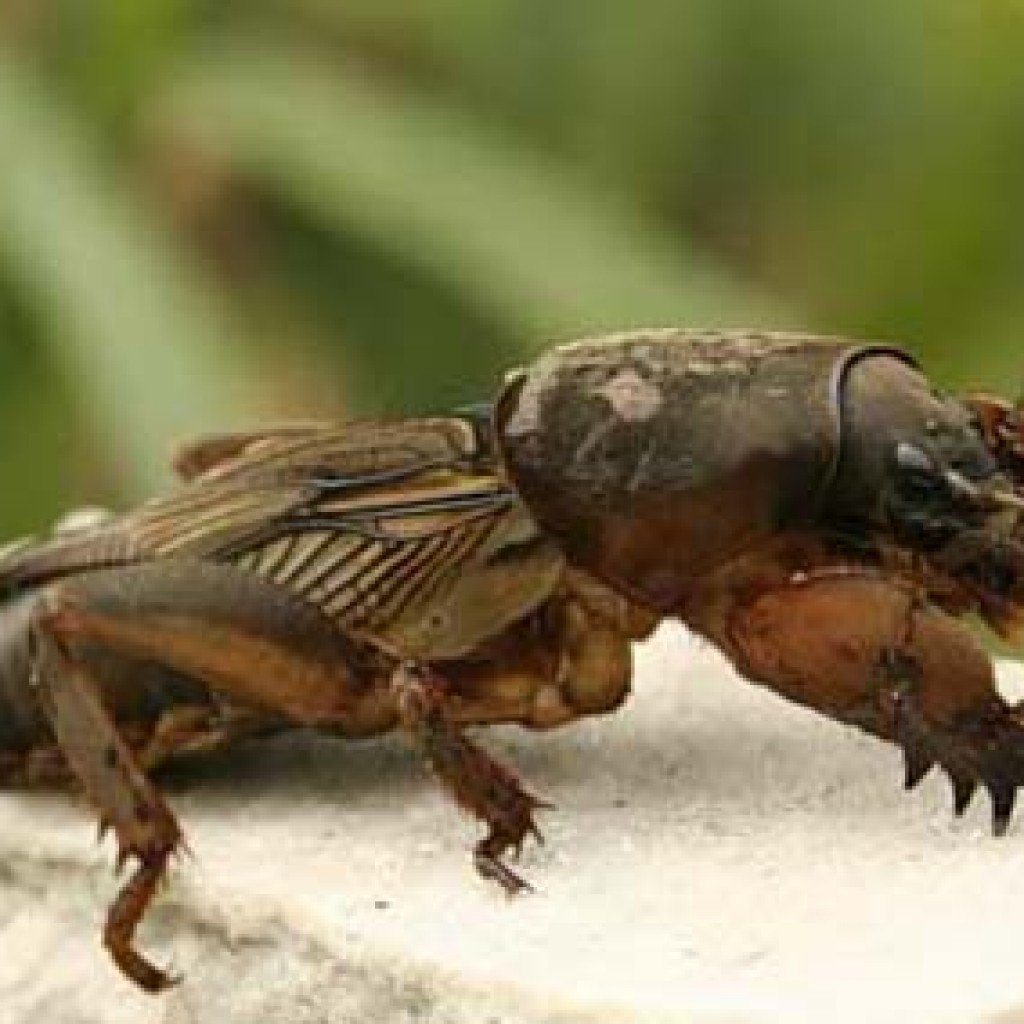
left=1, top=329, right=1022, bottom=990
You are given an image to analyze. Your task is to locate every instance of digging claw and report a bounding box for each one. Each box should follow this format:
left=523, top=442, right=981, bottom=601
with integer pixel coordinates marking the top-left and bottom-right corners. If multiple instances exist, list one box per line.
left=892, top=684, right=934, bottom=792
left=902, top=743, right=934, bottom=791
left=987, top=782, right=1017, bottom=836
left=893, top=685, right=1024, bottom=834
left=948, top=772, right=977, bottom=817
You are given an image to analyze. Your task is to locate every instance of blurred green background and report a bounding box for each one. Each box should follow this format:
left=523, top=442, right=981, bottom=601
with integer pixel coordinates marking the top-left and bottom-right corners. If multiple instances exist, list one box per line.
left=1, top=0, right=1022, bottom=537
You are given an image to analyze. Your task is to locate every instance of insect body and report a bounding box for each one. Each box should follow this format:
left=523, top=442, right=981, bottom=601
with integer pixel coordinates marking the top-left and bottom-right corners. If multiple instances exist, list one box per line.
left=1, top=329, right=1022, bottom=991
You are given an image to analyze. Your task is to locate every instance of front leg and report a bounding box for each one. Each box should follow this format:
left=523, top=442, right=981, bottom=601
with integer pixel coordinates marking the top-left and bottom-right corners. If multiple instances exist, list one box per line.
left=690, top=558, right=1024, bottom=832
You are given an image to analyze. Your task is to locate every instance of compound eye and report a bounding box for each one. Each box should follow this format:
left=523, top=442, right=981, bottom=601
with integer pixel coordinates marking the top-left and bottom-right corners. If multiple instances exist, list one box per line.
left=896, top=441, right=932, bottom=474
left=894, top=442, right=946, bottom=497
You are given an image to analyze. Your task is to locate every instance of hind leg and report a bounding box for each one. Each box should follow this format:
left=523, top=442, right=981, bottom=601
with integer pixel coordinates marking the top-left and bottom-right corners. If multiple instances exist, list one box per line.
left=30, top=621, right=183, bottom=992
left=25, top=561, right=362, bottom=991
left=136, top=703, right=284, bottom=773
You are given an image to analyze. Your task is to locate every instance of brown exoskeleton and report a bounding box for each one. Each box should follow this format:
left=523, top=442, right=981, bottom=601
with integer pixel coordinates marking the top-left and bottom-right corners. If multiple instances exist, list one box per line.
left=1, top=329, right=1023, bottom=991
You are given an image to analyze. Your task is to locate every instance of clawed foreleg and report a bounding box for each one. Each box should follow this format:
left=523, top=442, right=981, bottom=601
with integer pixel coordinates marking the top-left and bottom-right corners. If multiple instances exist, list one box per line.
left=883, top=659, right=1024, bottom=833
left=692, top=554, right=1024, bottom=834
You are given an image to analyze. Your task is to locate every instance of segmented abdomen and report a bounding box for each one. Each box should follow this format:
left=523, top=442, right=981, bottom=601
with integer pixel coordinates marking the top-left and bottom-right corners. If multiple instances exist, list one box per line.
left=0, top=593, right=49, bottom=753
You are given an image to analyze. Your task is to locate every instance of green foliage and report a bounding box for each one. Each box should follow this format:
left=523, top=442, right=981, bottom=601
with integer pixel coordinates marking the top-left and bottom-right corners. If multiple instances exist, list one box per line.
left=0, top=60, right=253, bottom=496
left=0, top=0, right=1022, bottom=532
left=156, top=44, right=777, bottom=337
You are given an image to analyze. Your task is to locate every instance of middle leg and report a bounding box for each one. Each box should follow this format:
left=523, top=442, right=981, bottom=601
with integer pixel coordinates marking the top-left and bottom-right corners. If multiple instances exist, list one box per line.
left=386, top=577, right=647, bottom=892
left=391, top=662, right=548, bottom=893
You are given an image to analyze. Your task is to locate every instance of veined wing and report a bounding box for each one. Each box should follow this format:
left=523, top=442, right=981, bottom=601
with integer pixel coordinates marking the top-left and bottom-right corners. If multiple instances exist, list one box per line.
left=167, top=410, right=496, bottom=487
left=217, top=461, right=562, bottom=661
left=0, top=415, right=562, bottom=660
left=171, top=423, right=333, bottom=481
left=0, top=416, right=492, bottom=588
left=130, top=413, right=504, bottom=557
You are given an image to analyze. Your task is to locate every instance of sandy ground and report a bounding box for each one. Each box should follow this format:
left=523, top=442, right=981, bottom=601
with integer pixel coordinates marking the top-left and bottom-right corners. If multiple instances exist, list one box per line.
left=1, top=624, right=1024, bottom=1024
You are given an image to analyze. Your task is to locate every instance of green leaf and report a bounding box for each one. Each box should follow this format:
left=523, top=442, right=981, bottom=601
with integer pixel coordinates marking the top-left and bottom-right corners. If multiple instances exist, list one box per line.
left=0, top=58, right=254, bottom=495
left=156, top=43, right=785, bottom=344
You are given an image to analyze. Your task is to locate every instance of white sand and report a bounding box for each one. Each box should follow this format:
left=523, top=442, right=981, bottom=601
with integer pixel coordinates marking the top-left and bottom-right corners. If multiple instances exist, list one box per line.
left=1, top=624, right=1023, bottom=1023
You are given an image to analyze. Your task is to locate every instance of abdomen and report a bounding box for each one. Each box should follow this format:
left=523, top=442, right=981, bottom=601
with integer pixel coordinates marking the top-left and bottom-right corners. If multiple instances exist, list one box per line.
left=0, top=592, right=51, bottom=754
left=0, top=586, right=219, bottom=771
